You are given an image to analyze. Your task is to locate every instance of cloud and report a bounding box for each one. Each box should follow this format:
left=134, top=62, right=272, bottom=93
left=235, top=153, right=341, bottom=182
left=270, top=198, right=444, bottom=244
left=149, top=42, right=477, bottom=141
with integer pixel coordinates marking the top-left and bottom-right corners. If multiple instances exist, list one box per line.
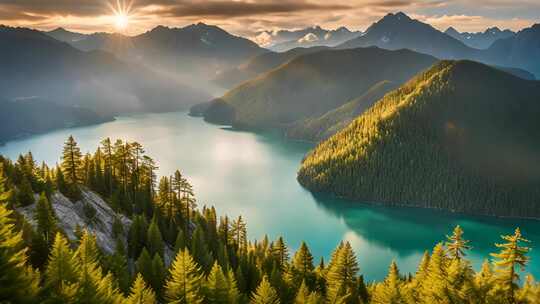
left=298, top=32, right=319, bottom=43
left=417, top=13, right=537, bottom=32
left=0, top=0, right=537, bottom=38
left=159, top=1, right=352, bottom=18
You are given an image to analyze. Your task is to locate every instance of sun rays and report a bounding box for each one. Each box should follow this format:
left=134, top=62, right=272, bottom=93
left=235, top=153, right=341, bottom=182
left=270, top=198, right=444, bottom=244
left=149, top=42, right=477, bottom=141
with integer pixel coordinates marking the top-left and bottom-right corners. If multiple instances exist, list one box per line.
left=108, top=0, right=133, bottom=32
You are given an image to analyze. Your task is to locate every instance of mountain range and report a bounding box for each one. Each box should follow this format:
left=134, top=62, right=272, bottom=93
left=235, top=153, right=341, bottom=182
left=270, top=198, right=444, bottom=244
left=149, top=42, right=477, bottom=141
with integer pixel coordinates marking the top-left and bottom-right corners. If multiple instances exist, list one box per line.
left=213, top=46, right=330, bottom=89
left=444, top=26, right=515, bottom=49
left=0, top=25, right=210, bottom=141
left=337, top=12, right=540, bottom=78
left=298, top=60, right=540, bottom=218
left=44, top=24, right=267, bottom=95
left=203, top=47, right=438, bottom=129
left=338, top=12, right=476, bottom=59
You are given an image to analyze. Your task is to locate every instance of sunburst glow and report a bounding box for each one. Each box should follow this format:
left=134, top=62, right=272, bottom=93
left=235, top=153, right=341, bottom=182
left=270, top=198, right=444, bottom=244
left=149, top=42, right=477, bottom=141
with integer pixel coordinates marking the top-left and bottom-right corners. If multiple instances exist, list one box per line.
left=115, top=13, right=129, bottom=30
left=109, top=0, right=133, bottom=31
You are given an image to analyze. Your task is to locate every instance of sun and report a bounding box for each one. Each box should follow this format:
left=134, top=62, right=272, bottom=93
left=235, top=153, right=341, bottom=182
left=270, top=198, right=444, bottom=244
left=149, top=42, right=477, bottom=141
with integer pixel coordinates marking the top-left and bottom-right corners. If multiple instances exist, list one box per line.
left=115, top=13, right=129, bottom=30
left=109, top=0, right=133, bottom=32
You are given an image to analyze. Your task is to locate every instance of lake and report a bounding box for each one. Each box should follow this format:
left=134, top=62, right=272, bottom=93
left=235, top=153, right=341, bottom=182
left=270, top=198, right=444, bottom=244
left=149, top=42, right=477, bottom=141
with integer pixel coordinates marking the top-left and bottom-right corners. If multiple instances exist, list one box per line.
left=1, top=111, right=539, bottom=281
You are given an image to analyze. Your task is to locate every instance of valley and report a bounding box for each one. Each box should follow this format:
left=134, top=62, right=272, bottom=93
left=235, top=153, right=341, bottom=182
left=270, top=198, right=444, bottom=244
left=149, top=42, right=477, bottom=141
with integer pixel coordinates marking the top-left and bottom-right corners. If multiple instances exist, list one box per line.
left=1, top=111, right=540, bottom=282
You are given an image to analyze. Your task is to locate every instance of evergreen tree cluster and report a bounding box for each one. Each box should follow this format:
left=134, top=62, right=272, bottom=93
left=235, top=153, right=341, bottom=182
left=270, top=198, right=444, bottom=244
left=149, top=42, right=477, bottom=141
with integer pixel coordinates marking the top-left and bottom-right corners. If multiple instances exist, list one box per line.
left=1, top=137, right=540, bottom=303
left=299, top=60, right=540, bottom=218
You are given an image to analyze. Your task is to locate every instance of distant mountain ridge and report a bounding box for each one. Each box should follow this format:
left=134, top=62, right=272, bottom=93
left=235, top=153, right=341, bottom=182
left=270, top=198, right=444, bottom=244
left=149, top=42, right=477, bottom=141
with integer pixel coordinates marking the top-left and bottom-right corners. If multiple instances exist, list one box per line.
left=0, top=25, right=209, bottom=114
left=46, top=27, right=88, bottom=42
left=257, top=26, right=362, bottom=52
left=0, top=25, right=210, bottom=141
left=337, top=12, right=539, bottom=78
left=44, top=23, right=267, bottom=95
left=204, top=47, right=438, bottom=130
left=444, top=26, right=515, bottom=49
left=338, top=12, right=476, bottom=59
left=483, top=23, right=540, bottom=78
left=213, top=46, right=330, bottom=89
left=298, top=60, right=540, bottom=218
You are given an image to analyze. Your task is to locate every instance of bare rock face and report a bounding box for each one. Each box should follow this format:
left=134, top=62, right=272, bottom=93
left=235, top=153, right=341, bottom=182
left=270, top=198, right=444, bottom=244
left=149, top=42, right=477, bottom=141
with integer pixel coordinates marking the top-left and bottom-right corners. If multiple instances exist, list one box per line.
left=18, top=189, right=131, bottom=254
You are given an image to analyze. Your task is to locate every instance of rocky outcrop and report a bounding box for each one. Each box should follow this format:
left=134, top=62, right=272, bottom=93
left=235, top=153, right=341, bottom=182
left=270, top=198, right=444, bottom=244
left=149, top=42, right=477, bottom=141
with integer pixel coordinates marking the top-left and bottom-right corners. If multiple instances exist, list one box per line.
left=18, top=189, right=131, bottom=254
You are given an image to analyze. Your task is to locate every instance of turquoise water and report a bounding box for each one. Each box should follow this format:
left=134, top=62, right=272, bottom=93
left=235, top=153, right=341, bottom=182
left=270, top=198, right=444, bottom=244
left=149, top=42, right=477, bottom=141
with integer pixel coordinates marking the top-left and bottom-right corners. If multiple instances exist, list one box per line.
left=1, top=111, right=539, bottom=281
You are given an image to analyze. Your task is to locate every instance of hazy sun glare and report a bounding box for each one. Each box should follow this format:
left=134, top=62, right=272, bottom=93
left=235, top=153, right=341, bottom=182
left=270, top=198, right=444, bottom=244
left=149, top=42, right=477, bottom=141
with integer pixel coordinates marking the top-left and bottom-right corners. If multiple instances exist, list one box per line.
left=109, top=0, right=132, bottom=32
left=115, top=13, right=129, bottom=30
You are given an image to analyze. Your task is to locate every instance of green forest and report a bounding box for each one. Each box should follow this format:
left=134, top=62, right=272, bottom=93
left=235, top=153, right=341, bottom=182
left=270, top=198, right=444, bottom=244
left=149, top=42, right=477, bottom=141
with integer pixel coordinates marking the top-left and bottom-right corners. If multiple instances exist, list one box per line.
left=299, top=60, right=540, bottom=219
left=1, top=136, right=539, bottom=304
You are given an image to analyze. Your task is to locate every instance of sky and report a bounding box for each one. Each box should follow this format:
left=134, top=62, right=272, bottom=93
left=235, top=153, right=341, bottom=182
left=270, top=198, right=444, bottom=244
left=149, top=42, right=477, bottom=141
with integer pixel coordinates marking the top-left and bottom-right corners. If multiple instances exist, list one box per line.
left=1, top=0, right=538, bottom=43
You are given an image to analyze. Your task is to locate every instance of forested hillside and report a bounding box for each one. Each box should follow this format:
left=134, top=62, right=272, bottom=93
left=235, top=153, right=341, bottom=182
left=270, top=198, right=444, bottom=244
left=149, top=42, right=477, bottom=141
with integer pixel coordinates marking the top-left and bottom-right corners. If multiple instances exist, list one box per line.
left=204, top=47, right=437, bottom=129
left=213, top=46, right=329, bottom=89
left=286, top=81, right=397, bottom=142
left=1, top=136, right=540, bottom=303
left=298, top=60, right=540, bottom=218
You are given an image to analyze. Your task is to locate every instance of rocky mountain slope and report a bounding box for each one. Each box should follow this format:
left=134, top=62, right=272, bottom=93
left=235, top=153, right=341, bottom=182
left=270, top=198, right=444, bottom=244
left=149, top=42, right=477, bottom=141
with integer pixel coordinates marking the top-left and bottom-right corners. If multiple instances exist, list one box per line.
left=18, top=189, right=131, bottom=254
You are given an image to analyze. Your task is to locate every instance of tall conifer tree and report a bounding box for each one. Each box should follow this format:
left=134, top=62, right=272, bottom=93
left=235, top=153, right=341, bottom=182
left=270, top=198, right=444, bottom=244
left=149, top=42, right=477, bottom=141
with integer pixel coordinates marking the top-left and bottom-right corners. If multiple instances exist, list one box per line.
left=126, top=273, right=158, bottom=304
left=164, top=249, right=205, bottom=304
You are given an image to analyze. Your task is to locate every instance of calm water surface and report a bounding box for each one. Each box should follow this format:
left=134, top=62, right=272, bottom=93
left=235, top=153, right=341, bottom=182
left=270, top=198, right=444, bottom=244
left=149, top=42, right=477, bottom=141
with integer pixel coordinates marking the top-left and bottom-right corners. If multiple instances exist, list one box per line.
left=1, top=111, right=539, bottom=281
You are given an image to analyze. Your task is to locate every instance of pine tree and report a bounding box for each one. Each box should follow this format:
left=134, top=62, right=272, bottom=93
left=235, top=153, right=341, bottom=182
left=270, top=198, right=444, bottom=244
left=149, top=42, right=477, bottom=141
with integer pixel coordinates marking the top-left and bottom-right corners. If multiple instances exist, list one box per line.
left=126, top=273, right=158, bottom=304
left=34, top=192, right=58, bottom=245
left=294, top=280, right=311, bottom=304
left=445, top=225, right=471, bottom=260
left=205, top=262, right=229, bottom=304
left=371, top=261, right=404, bottom=304
left=55, top=166, right=68, bottom=196
left=73, top=230, right=121, bottom=304
left=151, top=253, right=166, bottom=296
left=421, top=243, right=450, bottom=303
left=17, top=175, right=34, bottom=207
left=408, top=251, right=430, bottom=302
left=226, top=268, right=241, bottom=304
left=100, top=138, right=114, bottom=196
left=0, top=166, right=10, bottom=203
left=104, top=239, right=130, bottom=294
left=136, top=248, right=153, bottom=288
left=61, top=135, right=82, bottom=185
left=291, top=242, right=315, bottom=288
left=174, top=228, right=187, bottom=254
left=491, top=228, right=531, bottom=303
left=325, top=242, right=359, bottom=304
left=272, top=236, right=289, bottom=269
left=147, top=217, right=164, bottom=258
left=231, top=216, right=247, bottom=250
left=191, top=226, right=213, bottom=272
left=128, top=215, right=148, bottom=258
left=164, top=248, right=205, bottom=304
left=45, top=233, right=79, bottom=302
left=0, top=199, right=40, bottom=303
left=251, top=276, right=280, bottom=304
left=475, top=260, right=494, bottom=302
